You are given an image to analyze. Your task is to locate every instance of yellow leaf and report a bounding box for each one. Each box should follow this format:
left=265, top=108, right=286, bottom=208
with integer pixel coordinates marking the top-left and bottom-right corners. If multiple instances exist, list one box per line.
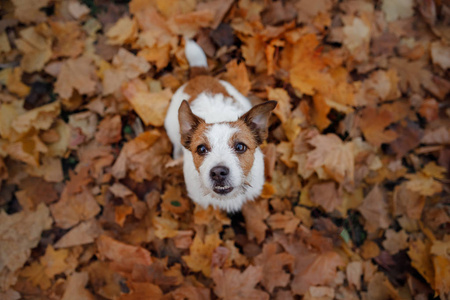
left=41, top=245, right=70, bottom=278
left=122, top=80, right=172, bottom=127
left=15, top=25, right=52, bottom=72
left=408, top=239, right=434, bottom=288
left=5, top=68, right=30, bottom=97
left=106, top=16, right=138, bottom=45
left=405, top=173, right=442, bottom=197
left=182, top=233, right=221, bottom=277
left=12, top=0, right=50, bottom=24
left=20, top=261, right=51, bottom=290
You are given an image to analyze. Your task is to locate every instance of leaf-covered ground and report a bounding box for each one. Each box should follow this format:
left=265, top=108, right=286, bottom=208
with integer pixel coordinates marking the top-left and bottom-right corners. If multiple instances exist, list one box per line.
left=0, top=0, right=449, bottom=299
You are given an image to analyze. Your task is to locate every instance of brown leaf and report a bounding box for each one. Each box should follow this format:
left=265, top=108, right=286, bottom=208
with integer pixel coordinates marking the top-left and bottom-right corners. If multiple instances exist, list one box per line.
left=95, top=115, right=122, bottom=145
left=96, top=235, right=153, bottom=274
left=12, top=0, right=50, bottom=24
left=309, top=181, right=342, bottom=213
left=254, top=242, right=294, bottom=293
left=0, top=203, right=52, bottom=286
left=358, top=106, right=397, bottom=148
left=54, top=219, right=102, bottom=248
left=358, top=185, right=390, bottom=233
left=119, top=282, right=163, bottom=300
left=242, top=200, right=270, bottom=244
left=182, top=233, right=222, bottom=277
left=16, top=23, right=52, bottom=72
left=212, top=265, right=269, bottom=300
left=306, top=134, right=354, bottom=184
left=382, top=229, right=409, bottom=255
left=122, top=79, right=172, bottom=127
left=221, top=60, right=251, bottom=96
left=61, top=272, right=95, bottom=300
left=54, top=56, right=98, bottom=99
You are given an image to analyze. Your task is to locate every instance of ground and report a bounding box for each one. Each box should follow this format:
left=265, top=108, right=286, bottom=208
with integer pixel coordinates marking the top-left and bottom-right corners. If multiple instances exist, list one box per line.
left=0, top=0, right=449, bottom=299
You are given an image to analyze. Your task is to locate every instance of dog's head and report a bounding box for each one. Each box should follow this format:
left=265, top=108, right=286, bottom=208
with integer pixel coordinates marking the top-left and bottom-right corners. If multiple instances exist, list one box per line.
left=178, top=100, right=277, bottom=198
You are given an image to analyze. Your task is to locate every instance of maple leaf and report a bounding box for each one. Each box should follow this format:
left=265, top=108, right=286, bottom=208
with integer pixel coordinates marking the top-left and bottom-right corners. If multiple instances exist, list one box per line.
left=119, top=282, right=163, bottom=300
left=123, top=79, right=170, bottom=122
left=242, top=200, right=270, bottom=244
left=11, top=0, right=50, bottom=24
left=50, top=21, right=85, bottom=58
left=106, top=16, right=139, bottom=45
left=306, top=133, right=354, bottom=184
left=346, top=261, right=363, bottom=290
left=309, top=181, right=342, bottom=213
left=254, top=242, right=294, bottom=293
left=95, top=115, right=122, bottom=145
left=4, top=67, right=30, bottom=97
left=212, top=265, right=269, bottom=300
left=20, top=261, right=51, bottom=290
left=405, top=172, right=443, bottom=197
left=268, top=87, right=291, bottom=124
left=54, top=56, right=98, bottom=99
left=15, top=25, right=52, bottom=72
left=266, top=212, right=300, bottom=234
left=0, top=203, right=52, bottom=290
left=358, top=106, right=397, bottom=148
left=382, top=229, right=408, bottom=255
left=221, top=60, right=251, bottom=96
left=182, top=233, right=222, bottom=277
left=431, top=41, right=450, bottom=70
left=381, top=0, right=414, bottom=22
left=50, top=187, right=101, bottom=229
left=358, top=185, right=391, bottom=233
left=102, top=48, right=151, bottom=95
left=55, top=219, right=102, bottom=248
left=408, top=239, right=434, bottom=289
left=96, top=235, right=153, bottom=274
left=61, top=272, right=95, bottom=300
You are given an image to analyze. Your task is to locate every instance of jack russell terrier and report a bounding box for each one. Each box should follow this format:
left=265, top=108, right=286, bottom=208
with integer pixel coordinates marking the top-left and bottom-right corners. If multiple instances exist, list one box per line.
left=164, top=40, right=277, bottom=212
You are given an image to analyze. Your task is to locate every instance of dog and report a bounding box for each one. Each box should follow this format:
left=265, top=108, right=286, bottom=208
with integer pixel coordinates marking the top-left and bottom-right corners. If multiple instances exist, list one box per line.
left=164, top=40, right=277, bottom=212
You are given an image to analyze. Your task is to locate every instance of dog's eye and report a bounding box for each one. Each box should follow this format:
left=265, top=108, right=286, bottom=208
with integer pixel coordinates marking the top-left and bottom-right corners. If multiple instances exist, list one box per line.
left=196, top=144, right=208, bottom=155
left=234, top=142, right=247, bottom=153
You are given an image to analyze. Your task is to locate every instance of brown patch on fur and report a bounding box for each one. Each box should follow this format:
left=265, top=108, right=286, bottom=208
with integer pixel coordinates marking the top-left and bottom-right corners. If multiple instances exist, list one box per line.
left=190, top=66, right=210, bottom=78
left=184, top=75, right=232, bottom=103
left=229, top=120, right=258, bottom=176
left=189, top=122, right=211, bottom=172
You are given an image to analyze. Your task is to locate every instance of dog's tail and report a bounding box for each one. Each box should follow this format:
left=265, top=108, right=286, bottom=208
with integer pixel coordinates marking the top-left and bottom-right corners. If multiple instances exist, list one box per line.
left=185, top=40, right=209, bottom=78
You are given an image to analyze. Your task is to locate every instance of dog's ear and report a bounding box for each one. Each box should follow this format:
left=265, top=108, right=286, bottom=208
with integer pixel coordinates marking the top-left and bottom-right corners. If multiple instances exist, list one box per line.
left=178, top=100, right=204, bottom=149
left=239, top=100, right=277, bottom=144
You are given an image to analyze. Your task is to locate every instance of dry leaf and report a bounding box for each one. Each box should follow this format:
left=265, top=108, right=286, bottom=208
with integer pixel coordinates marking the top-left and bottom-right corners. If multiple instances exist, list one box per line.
left=61, top=272, right=95, bottom=300
left=15, top=25, right=52, bottom=72
left=122, top=79, right=172, bottom=127
left=54, top=56, right=97, bottom=99
left=96, top=235, right=153, bottom=273
left=222, top=60, right=251, bottom=96
left=182, top=233, right=222, bottom=277
left=12, top=0, right=50, bottom=24
left=212, top=265, right=269, bottom=300
left=382, top=229, right=409, bottom=255
left=254, top=242, right=294, bottom=292
left=358, top=185, right=390, bottom=233
left=106, top=16, right=138, bottom=45
left=242, top=200, right=270, bottom=244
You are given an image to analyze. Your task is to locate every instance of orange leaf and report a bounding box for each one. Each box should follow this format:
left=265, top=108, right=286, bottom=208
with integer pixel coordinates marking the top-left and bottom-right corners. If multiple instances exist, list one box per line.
left=182, top=233, right=222, bottom=277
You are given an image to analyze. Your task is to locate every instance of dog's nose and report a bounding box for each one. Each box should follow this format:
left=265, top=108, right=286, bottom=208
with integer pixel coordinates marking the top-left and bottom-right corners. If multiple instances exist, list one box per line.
left=210, top=166, right=229, bottom=182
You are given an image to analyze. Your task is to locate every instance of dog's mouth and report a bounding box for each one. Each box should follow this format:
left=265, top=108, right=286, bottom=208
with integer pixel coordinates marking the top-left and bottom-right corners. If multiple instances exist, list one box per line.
left=213, top=184, right=234, bottom=195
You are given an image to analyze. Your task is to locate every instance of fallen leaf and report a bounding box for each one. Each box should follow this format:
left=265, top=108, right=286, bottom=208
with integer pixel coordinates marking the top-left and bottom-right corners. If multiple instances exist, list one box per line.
left=12, top=0, right=50, bottom=24
left=346, top=261, right=362, bottom=290
left=61, top=272, right=95, bottom=300
left=408, top=239, right=434, bottom=290
left=242, top=200, right=270, bottom=244
left=122, top=79, right=172, bottom=127
left=182, top=233, right=222, bottom=277
left=309, top=181, right=342, bottom=213
left=0, top=203, right=52, bottom=288
left=50, top=187, right=101, bottom=229
left=358, top=106, right=397, bottom=148
left=358, top=185, right=390, bottom=233
left=54, top=56, right=98, bottom=99
left=95, top=115, right=122, bottom=145
left=306, top=134, right=354, bottom=184
left=254, top=242, right=294, bottom=293
left=97, top=235, right=153, bottom=274
left=221, top=60, right=251, bottom=96
left=106, top=16, right=138, bottom=45
left=54, top=219, right=103, bottom=248
left=212, top=265, right=269, bottom=300
left=382, top=0, right=414, bottom=22
left=382, top=229, right=409, bottom=255
left=430, top=41, right=450, bottom=70
left=15, top=25, right=52, bottom=72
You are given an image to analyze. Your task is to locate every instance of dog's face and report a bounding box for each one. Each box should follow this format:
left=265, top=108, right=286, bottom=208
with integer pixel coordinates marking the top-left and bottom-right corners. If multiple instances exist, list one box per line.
left=178, top=100, right=277, bottom=199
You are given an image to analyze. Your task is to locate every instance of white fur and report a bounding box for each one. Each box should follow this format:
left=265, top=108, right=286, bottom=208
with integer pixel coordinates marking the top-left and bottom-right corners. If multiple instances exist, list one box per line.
left=185, top=40, right=208, bottom=67
left=164, top=41, right=266, bottom=212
